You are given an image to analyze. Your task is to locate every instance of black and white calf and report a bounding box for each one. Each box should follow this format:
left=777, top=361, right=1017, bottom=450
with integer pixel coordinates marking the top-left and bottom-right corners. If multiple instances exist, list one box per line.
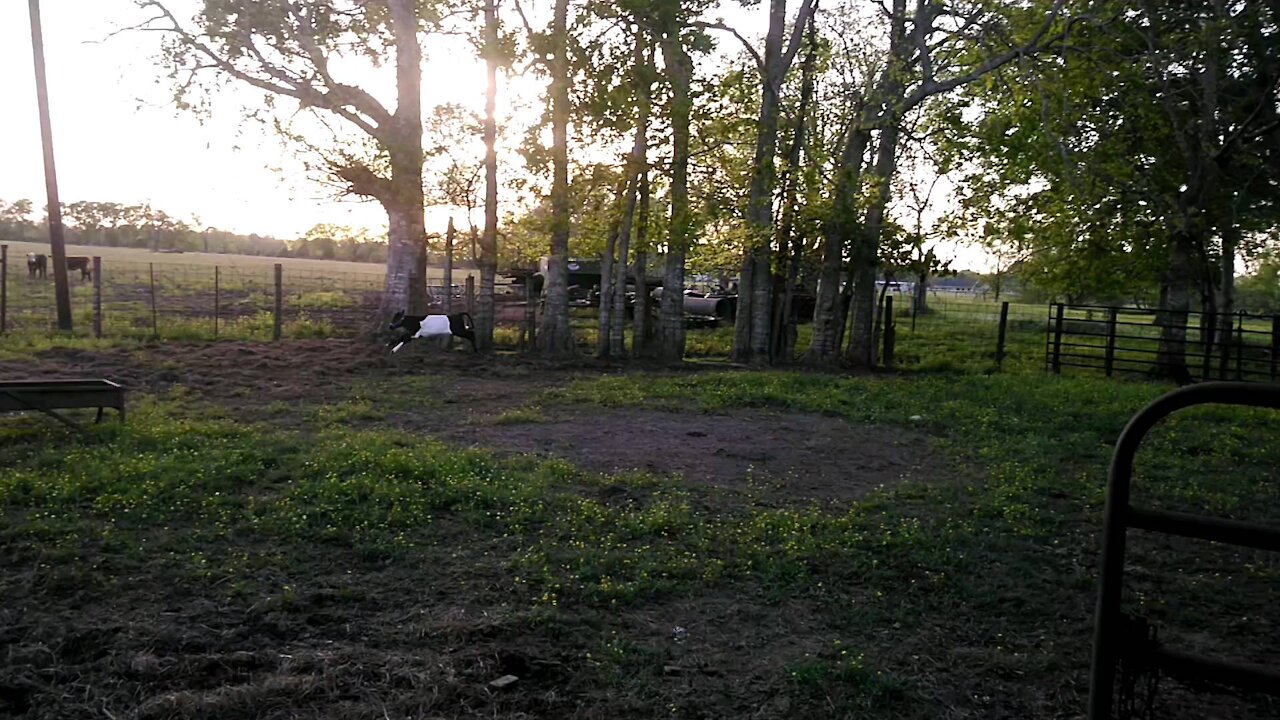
left=27, top=253, right=47, bottom=279
left=387, top=310, right=477, bottom=353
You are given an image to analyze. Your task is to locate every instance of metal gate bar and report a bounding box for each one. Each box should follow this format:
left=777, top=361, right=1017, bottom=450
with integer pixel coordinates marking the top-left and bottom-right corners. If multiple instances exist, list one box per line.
left=1088, top=381, right=1280, bottom=719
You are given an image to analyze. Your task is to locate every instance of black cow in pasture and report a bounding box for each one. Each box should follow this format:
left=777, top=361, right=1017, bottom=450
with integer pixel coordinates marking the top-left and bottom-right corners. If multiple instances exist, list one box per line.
left=27, top=253, right=46, bottom=279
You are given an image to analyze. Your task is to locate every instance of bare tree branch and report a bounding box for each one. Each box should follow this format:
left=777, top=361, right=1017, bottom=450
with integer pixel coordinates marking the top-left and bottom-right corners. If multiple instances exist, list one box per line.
left=780, top=0, right=819, bottom=70
left=902, top=0, right=1069, bottom=112
left=137, top=1, right=390, bottom=142
left=693, top=21, right=766, bottom=74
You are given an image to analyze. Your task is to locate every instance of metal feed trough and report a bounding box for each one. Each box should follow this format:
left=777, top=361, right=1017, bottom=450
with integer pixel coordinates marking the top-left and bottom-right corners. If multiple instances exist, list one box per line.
left=1089, top=381, right=1280, bottom=718
left=0, top=379, right=126, bottom=434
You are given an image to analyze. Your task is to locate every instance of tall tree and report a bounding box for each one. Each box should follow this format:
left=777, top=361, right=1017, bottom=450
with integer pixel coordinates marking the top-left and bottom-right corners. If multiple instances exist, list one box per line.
left=477, top=0, right=501, bottom=352
left=610, top=29, right=655, bottom=358
left=771, top=10, right=820, bottom=362
left=138, top=0, right=434, bottom=324
left=808, top=0, right=1068, bottom=366
left=658, top=14, right=695, bottom=362
left=936, top=0, right=1279, bottom=378
left=536, top=0, right=577, bottom=356
left=728, top=0, right=817, bottom=365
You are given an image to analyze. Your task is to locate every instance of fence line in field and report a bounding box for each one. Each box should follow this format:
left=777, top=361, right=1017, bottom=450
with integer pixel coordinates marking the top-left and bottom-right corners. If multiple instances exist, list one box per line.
left=0, top=248, right=526, bottom=342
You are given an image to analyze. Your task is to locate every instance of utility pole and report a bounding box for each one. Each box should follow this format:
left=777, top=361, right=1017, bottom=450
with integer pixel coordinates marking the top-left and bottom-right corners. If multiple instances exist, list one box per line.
left=28, top=0, right=72, bottom=331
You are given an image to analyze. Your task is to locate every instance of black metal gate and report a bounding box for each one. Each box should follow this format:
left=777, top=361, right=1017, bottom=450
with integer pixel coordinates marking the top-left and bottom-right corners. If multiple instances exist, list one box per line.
left=1088, top=382, right=1280, bottom=718
left=1046, top=303, right=1280, bottom=383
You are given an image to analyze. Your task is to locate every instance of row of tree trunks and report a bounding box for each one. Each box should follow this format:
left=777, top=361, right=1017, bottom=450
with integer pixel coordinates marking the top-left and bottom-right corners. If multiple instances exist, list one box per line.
left=769, top=11, right=818, bottom=363
left=804, top=120, right=870, bottom=365
left=733, top=0, right=816, bottom=365
left=595, top=208, right=620, bottom=357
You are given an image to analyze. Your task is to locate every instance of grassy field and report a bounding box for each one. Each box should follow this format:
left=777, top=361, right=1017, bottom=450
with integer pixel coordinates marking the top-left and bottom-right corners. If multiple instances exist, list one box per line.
left=0, top=336, right=1277, bottom=718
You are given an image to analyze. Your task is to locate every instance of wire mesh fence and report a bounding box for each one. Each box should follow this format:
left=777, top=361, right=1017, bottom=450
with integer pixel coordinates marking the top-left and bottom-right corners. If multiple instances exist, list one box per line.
left=887, top=291, right=1045, bottom=373
left=0, top=249, right=513, bottom=341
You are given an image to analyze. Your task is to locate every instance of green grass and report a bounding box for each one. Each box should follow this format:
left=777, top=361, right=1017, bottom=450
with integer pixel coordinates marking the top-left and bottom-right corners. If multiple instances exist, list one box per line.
left=3, top=350, right=1278, bottom=715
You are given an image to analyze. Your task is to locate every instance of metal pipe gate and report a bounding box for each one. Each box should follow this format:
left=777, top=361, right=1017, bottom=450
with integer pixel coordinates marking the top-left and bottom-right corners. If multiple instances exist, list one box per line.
left=1089, top=381, right=1280, bottom=718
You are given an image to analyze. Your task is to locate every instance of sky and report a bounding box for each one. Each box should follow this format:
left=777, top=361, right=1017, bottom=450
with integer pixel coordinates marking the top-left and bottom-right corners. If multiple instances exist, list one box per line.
left=0, top=1, right=987, bottom=269
left=0, top=0, right=496, bottom=237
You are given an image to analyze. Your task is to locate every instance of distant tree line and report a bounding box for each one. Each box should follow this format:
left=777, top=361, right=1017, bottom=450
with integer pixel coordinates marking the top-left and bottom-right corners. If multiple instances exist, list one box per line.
left=0, top=198, right=392, bottom=263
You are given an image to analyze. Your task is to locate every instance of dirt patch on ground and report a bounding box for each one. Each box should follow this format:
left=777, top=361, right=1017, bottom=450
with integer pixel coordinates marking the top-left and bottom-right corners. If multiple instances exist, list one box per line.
left=0, top=339, right=572, bottom=411
left=0, top=340, right=943, bottom=503
left=442, top=408, right=942, bottom=503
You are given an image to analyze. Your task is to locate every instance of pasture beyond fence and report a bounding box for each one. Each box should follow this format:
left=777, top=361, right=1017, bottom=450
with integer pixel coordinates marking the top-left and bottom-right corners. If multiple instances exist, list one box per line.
left=0, top=244, right=515, bottom=342
left=11, top=243, right=1272, bottom=385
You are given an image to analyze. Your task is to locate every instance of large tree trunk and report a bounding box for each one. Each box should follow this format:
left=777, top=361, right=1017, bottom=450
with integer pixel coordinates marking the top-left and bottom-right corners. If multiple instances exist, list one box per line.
left=631, top=172, right=653, bottom=358
left=734, top=0, right=789, bottom=365
left=1156, top=233, right=1195, bottom=380
left=659, top=32, right=692, bottom=362
left=377, top=0, right=427, bottom=321
left=844, top=0, right=907, bottom=367
left=804, top=125, right=870, bottom=364
left=611, top=32, right=652, bottom=358
left=1215, top=224, right=1238, bottom=378
left=848, top=121, right=901, bottom=366
left=537, top=0, right=575, bottom=356
left=476, top=0, right=500, bottom=352
left=913, top=270, right=929, bottom=315
left=595, top=206, right=619, bottom=358
left=381, top=203, right=424, bottom=318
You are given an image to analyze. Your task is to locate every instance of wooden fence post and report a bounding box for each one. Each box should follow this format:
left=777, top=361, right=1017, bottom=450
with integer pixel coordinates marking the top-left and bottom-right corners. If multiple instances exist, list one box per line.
left=882, top=295, right=895, bottom=369
left=1200, top=311, right=1214, bottom=380
left=524, top=275, right=538, bottom=350
left=149, top=262, right=158, bottom=338
left=1104, top=307, right=1118, bottom=377
left=1236, top=311, right=1245, bottom=381
left=273, top=263, right=283, bottom=341
left=1214, top=312, right=1229, bottom=380
left=1, top=244, right=7, bottom=334
left=92, top=256, right=102, bottom=338
left=996, top=301, right=1010, bottom=369
left=465, top=275, right=475, bottom=315
left=213, top=266, right=220, bottom=339
left=1271, top=316, right=1279, bottom=383
left=443, top=218, right=455, bottom=313
left=1052, top=303, right=1065, bottom=374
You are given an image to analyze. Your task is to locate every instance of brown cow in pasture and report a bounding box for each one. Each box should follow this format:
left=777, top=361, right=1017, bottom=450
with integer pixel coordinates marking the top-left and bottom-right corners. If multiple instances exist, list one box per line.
left=65, top=256, right=92, bottom=280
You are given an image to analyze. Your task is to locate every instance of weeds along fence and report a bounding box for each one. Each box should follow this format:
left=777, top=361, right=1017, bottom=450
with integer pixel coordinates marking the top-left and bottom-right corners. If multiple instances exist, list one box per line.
left=0, top=247, right=506, bottom=341
left=1046, top=303, right=1280, bottom=383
